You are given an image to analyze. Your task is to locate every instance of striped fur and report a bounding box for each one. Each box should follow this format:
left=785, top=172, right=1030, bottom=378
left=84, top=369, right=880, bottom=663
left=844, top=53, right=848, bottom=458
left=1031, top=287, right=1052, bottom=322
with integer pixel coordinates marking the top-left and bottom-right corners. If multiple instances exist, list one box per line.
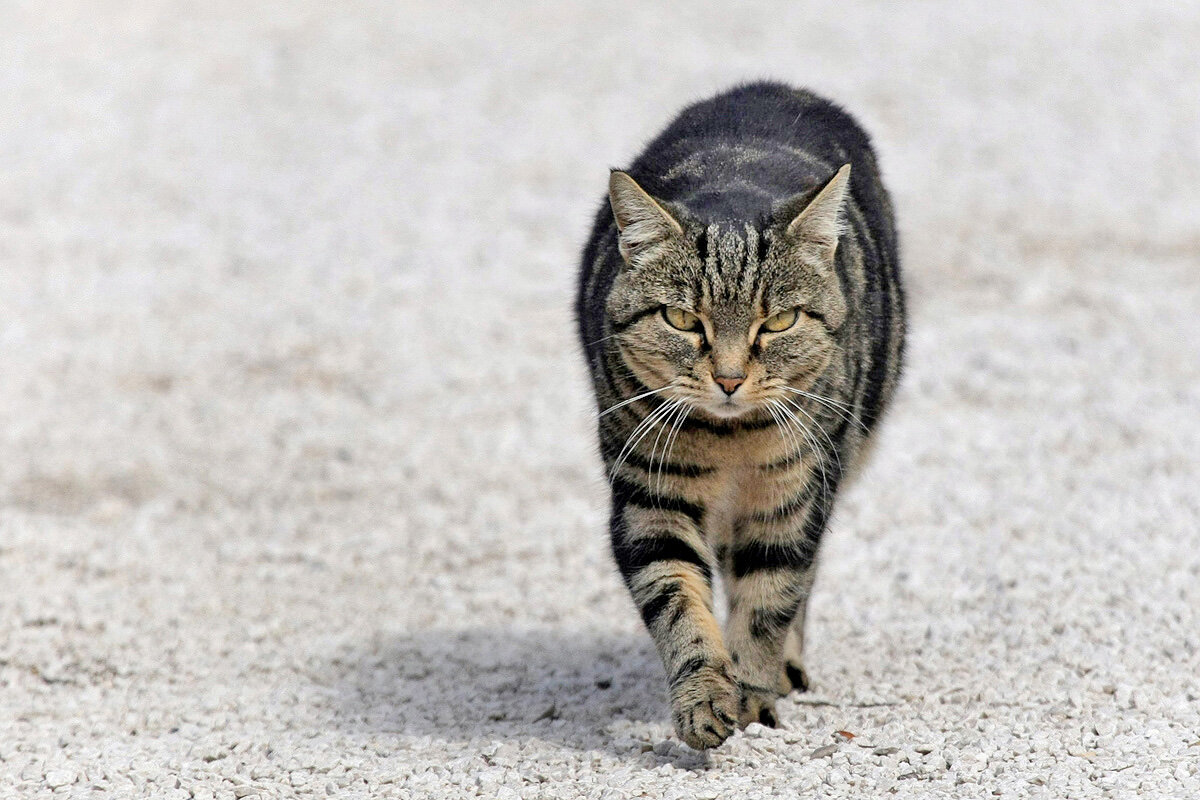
left=576, top=82, right=905, bottom=749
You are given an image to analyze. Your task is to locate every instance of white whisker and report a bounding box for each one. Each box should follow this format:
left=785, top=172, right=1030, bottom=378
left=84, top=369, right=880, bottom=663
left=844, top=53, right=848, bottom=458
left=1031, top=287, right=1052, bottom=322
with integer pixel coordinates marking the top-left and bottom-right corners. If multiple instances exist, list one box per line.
left=655, top=401, right=692, bottom=498
left=764, top=402, right=800, bottom=516
left=647, top=400, right=684, bottom=504
left=597, top=384, right=674, bottom=418
left=778, top=386, right=867, bottom=432
left=765, top=400, right=801, bottom=468
left=609, top=399, right=681, bottom=482
left=771, top=399, right=831, bottom=509
left=781, top=396, right=843, bottom=476
left=662, top=402, right=692, bottom=496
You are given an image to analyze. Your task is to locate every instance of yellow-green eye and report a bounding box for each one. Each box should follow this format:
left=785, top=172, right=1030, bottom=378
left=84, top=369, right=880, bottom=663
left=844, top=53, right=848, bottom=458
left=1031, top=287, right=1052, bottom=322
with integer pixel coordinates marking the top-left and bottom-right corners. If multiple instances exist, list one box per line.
left=761, top=308, right=800, bottom=334
left=662, top=306, right=702, bottom=332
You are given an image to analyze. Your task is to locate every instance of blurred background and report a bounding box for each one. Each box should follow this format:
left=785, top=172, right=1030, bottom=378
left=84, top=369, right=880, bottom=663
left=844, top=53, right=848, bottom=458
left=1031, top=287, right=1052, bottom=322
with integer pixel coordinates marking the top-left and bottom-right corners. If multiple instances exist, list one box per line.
left=2, top=1, right=1197, bottom=796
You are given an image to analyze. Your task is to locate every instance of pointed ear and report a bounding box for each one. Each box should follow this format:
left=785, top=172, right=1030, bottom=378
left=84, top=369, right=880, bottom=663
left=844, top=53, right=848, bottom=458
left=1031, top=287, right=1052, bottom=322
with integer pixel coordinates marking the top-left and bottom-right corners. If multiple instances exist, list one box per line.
left=608, top=171, right=683, bottom=265
left=785, top=163, right=851, bottom=258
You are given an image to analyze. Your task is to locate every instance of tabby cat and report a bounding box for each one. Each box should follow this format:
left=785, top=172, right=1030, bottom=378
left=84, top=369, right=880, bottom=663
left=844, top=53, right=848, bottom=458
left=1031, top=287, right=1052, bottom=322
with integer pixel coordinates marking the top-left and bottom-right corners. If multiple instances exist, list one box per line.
left=576, top=82, right=905, bottom=749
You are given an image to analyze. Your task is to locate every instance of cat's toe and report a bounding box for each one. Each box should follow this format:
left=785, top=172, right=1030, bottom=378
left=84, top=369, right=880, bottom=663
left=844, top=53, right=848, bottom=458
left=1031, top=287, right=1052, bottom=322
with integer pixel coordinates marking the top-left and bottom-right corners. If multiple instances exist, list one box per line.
left=670, top=665, right=740, bottom=750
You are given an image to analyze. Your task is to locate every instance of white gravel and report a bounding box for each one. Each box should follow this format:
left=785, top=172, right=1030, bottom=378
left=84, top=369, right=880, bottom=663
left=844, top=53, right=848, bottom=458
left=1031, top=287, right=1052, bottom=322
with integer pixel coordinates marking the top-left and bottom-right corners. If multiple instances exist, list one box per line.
left=2, top=2, right=1199, bottom=798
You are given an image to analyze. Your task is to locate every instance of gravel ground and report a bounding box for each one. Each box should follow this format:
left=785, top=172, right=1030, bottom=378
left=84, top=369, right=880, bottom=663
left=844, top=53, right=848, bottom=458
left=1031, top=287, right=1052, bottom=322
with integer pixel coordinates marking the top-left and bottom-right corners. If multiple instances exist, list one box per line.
left=2, top=2, right=1199, bottom=798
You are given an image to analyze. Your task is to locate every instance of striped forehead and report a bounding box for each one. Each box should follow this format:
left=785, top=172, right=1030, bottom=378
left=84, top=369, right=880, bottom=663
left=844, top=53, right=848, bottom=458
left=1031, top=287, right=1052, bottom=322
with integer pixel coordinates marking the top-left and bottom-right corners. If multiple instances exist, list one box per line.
left=696, top=223, right=770, bottom=313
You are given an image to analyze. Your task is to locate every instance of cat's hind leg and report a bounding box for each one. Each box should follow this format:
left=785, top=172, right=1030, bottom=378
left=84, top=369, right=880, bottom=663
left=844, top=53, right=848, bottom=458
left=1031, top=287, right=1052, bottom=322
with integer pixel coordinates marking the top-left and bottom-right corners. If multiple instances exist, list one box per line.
left=780, top=594, right=812, bottom=694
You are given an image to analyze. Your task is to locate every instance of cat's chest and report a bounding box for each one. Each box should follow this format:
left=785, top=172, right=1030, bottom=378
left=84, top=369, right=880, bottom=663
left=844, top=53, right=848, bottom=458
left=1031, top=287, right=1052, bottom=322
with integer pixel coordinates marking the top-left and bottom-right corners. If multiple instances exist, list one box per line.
left=674, top=425, right=804, bottom=539
left=699, top=466, right=750, bottom=543
left=699, top=462, right=798, bottom=543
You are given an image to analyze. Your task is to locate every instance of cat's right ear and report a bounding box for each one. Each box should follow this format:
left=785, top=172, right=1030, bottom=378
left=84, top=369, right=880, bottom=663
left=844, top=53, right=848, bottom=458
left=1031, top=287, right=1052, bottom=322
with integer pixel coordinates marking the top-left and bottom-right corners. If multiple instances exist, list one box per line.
left=609, top=171, right=683, bottom=266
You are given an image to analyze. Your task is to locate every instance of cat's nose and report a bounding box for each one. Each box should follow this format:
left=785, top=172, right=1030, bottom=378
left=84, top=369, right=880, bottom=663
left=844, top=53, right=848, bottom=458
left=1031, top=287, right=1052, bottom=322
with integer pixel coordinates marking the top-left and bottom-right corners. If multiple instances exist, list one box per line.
left=714, top=372, right=746, bottom=396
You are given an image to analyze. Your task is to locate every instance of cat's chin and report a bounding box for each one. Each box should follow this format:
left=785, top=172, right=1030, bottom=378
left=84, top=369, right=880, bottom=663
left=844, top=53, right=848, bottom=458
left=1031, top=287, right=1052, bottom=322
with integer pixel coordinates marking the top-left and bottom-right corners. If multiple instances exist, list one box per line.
left=702, top=400, right=757, bottom=420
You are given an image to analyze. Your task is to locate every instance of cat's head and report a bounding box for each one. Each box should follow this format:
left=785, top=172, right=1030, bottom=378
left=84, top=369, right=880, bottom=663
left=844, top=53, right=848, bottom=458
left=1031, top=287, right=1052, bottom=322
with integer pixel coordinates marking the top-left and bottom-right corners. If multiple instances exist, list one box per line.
left=604, top=165, right=850, bottom=421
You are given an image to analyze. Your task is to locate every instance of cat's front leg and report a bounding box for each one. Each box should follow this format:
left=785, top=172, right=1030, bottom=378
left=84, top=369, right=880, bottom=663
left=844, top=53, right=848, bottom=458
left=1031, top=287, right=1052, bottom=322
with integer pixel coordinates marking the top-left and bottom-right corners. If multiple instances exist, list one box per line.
left=611, top=500, right=737, bottom=749
left=723, top=536, right=819, bottom=728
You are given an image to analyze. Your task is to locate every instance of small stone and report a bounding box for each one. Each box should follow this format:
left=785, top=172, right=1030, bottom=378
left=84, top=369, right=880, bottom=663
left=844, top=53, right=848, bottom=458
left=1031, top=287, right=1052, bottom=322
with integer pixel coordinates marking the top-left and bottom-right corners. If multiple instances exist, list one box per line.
left=810, top=744, right=838, bottom=759
left=825, top=768, right=848, bottom=785
left=44, top=771, right=75, bottom=789
left=915, top=744, right=935, bottom=754
left=233, top=788, right=257, bottom=799
left=873, top=746, right=900, bottom=756
left=743, top=722, right=769, bottom=738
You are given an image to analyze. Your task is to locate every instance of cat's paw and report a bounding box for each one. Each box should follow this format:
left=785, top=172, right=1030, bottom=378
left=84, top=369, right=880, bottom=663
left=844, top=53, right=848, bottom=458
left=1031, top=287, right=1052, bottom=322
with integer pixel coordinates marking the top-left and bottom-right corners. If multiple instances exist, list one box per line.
left=781, top=659, right=810, bottom=694
left=670, top=664, right=740, bottom=750
left=737, top=684, right=780, bottom=729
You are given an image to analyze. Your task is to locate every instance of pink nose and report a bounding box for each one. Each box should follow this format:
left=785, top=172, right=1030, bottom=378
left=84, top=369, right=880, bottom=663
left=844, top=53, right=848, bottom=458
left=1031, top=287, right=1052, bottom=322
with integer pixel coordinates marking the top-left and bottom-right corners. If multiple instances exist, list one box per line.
left=714, top=373, right=746, bottom=395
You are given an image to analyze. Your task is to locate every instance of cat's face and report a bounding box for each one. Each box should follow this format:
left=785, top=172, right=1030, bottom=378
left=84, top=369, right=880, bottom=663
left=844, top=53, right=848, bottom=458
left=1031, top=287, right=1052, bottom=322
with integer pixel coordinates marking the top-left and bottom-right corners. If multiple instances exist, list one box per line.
left=605, top=168, right=850, bottom=421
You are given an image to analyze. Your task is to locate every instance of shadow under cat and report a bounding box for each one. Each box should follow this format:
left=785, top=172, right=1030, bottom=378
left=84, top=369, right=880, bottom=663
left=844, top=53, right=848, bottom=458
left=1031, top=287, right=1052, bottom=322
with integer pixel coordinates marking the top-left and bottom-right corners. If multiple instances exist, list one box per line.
left=322, top=627, right=717, bottom=764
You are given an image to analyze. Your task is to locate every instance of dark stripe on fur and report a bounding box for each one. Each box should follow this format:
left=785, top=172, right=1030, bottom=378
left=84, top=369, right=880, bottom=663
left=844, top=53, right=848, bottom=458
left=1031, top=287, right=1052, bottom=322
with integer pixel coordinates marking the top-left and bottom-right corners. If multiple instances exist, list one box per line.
left=611, top=531, right=712, bottom=583
left=669, top=655, right=709, bottom=686
left=611, top=306, right=660, bottom=334
left=747, top=481, right=817, bottom=523
left=640, top=582, right=680, bottom=628
left=756, top=228, right=771, bottom=263
left=599, top=437, right=715, bottom=477
left=682, top=414, right=776, bottom=434
left=611, top=476, right=705, bottom=524
left=749, top=604, right=798, bottom=639
left=730, top=540, right=814, bottom=578
left=667, top=600, right=688, bottom=630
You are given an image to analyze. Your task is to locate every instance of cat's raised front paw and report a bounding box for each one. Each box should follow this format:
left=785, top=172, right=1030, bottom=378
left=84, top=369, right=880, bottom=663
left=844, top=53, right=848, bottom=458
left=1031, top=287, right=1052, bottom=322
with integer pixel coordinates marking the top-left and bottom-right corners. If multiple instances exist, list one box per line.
left=670, top=664, right=740, bottom=750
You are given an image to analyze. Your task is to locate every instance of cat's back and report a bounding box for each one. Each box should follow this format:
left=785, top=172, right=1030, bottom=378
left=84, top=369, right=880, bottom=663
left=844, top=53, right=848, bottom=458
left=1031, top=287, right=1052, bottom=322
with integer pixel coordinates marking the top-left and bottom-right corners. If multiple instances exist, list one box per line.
left=625, top=82, right=889, bottom=226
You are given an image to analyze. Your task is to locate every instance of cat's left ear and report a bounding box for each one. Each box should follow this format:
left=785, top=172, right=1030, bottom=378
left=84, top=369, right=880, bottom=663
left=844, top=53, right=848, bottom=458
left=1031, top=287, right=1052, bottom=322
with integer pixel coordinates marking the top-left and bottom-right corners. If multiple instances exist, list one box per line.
left=609, top=171, right=683, bottom=266
left=785, top=163, right=851, bottom=260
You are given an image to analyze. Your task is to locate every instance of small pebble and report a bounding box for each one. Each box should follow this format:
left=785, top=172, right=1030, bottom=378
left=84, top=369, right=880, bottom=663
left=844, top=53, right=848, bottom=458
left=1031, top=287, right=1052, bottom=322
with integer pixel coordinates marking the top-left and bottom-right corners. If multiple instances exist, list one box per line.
left=44, top=771, right=75, bottom=789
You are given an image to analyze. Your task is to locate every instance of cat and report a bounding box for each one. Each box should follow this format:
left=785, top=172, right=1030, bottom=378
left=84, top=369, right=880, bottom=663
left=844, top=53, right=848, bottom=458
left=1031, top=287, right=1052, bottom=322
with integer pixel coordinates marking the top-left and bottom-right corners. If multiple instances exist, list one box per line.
left=575, top=82, right=905, bottom=749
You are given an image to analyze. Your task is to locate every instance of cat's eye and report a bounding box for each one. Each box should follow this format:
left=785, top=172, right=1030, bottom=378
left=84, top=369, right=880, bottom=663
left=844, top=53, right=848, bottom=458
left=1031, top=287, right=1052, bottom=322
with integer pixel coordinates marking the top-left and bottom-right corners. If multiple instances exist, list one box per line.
left=761, top=308, right=800, bottom=334
left=662, top=306, right=703, bottom=333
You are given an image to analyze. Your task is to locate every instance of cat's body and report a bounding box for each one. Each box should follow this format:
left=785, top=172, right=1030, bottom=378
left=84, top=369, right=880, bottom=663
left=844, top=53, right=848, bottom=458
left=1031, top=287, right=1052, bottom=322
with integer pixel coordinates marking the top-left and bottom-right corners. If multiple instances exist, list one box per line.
left=576, top=82, right=905, bottom=749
